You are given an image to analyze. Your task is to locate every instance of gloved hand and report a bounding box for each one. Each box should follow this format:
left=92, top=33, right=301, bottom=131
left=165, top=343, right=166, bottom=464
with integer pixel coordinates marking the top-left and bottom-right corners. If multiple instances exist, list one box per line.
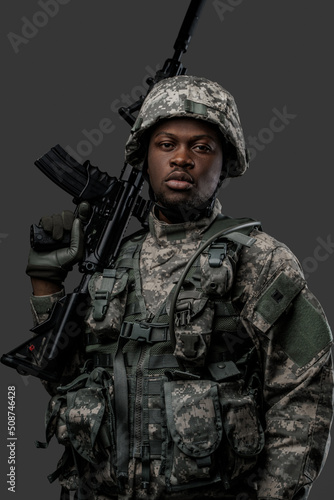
left=26, top=202, right=91, bottom=284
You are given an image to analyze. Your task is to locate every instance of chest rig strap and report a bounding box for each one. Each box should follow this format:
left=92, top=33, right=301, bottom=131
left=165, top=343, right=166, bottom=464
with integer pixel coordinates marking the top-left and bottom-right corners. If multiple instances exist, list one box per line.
left=120, top=321, right=170, bottom=343
left=208, top=230, right=256, bottom=267
left=99, top=217, right=261, bottom=490
left=103, top=233, right=148, bottom=490
left=91, top=268, right=117, bottom=321
left=168, top=216, right=261, bottom=371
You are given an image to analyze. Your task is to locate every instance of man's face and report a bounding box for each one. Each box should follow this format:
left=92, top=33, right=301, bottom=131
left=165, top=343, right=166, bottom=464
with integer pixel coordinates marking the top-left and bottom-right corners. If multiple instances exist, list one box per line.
left=147, top=117, right=223, bottom=221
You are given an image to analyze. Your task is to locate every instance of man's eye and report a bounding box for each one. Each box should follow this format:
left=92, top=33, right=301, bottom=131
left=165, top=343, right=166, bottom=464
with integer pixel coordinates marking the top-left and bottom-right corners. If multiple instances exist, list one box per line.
left=194, top=144, right=210, bottom=152
left=160, top=142, right=173, bottom=149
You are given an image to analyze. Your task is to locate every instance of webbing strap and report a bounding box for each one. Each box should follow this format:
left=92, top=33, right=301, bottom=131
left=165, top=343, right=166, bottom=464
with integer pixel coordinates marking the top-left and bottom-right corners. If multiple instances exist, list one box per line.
left=148, top=408, right=162, bottom=423
left=203, top=214, right=259, bottom=241
left=124, top=298, right=142, bottom=317
left=116, top=244, right=138, bottom=269
left=113, top=336, right=130, bottom=487
left=92, top=269, right=117, bottom=321
left=225, top=231, right=257, bottom=247
left=92, top=352, right=113, bottom=368
left=149, top=440, right=162, bottom=455
left=184, top=98, right=208, bottom=116
left=148, top=355, right=179, bottom=370
left=120, top=321, right=170, bottom=343
left=141, top=403, right=150, bottom=489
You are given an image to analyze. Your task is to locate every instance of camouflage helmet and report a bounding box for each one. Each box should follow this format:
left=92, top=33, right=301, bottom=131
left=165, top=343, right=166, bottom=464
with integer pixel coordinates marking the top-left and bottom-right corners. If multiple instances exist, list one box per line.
left=124, top=75, right=249, bottom=178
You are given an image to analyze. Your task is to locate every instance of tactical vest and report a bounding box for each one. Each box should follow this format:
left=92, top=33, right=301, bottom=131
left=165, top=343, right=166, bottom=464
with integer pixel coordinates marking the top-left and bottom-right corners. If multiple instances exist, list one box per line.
left=43, top=215, right=265, bottom=497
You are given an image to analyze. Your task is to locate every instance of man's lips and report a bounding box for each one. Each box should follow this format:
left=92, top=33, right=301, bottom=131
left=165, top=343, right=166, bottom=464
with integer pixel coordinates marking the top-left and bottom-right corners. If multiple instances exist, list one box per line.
left=165, top=171, right=194, bottom=191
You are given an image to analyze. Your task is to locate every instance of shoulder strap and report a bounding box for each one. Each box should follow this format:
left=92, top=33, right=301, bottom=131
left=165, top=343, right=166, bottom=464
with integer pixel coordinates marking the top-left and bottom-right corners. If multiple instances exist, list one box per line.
left=203, top=214, right=261, bottom=241
left=168, top=215, right=261, bottom=353
left=202, top=214, right=261, bottom=268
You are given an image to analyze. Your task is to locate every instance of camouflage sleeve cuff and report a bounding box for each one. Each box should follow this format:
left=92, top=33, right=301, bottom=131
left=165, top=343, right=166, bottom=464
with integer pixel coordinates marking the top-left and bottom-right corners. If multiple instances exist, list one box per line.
left=30, top=288, right=65, bottom=325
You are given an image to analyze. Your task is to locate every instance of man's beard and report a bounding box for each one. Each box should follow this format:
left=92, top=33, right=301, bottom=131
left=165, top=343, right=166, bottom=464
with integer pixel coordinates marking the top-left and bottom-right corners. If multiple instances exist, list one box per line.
left=154, top=190, right=216, bottom=223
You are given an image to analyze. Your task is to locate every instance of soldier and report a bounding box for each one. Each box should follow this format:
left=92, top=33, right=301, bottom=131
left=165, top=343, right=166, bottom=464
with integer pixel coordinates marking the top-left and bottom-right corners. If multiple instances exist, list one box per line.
left=26, top=76, right=333, bottom=500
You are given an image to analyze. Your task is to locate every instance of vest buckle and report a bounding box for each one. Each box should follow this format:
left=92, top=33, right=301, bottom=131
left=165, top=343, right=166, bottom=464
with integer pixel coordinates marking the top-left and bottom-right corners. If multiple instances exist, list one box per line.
left=175, top=301, right=191, bottom=326
left=208, top=241, right=227, bottom=267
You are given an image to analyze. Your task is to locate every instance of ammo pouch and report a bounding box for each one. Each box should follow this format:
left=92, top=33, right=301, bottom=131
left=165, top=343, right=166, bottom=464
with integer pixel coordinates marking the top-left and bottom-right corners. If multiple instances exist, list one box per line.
left=85, top=268, right=129, bottom=342
left=168, top=222, right=256, bottom=369
left=167, top=245, right=235, bottom=369
left=163, top=379, right=222, bottom=491
left=168, top=287, right=215, bottom=368
left=43, top=368, right=117, bottom=491
left=219, top=378, right=265, bottom=481
left=162, top=377, right=264, bottom=491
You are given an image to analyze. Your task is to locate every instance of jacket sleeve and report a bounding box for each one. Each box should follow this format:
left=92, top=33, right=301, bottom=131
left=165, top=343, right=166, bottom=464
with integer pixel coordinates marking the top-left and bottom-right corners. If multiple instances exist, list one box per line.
left=30, top=288, right=65, bottom=326
left=236, top=231, right=334, bottom=500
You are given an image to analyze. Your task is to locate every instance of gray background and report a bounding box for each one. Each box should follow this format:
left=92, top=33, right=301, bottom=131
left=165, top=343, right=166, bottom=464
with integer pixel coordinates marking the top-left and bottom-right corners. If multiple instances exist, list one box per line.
left=0, top=1, right=333, bottom=498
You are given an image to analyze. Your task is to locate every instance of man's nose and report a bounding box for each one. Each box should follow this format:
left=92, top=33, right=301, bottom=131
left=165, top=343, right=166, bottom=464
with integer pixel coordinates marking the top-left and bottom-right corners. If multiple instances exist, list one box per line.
left=170, top=145, right=194, bottom=168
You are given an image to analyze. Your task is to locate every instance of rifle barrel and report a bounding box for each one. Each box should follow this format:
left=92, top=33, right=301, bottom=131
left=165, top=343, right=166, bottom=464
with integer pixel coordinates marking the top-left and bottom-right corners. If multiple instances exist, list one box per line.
left=173, top=0, right=207, bottom=58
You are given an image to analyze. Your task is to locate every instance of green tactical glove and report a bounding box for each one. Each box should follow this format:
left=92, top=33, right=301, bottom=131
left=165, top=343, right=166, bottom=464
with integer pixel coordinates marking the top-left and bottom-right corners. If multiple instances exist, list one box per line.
left=26, top=203, right=91, bottom=284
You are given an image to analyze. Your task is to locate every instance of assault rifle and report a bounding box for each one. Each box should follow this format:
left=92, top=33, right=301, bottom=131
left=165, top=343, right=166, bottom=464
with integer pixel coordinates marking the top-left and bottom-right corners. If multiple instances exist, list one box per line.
left=1, top=0, right=207, bottom=382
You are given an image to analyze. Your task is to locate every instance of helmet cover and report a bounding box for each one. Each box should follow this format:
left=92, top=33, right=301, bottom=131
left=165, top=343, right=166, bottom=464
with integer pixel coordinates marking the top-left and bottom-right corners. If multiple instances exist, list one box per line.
left=124, top=75, right=249, bottom=178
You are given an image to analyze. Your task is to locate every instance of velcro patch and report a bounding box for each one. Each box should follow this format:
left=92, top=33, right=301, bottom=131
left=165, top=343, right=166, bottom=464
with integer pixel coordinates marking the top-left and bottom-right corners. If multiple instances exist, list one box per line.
left=254, top=271, right=303, bottom=327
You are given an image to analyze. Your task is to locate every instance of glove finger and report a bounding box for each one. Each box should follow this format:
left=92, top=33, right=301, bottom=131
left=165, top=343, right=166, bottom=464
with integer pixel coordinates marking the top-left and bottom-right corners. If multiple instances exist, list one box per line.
left=57, top=218, right=84, bottom=268
left=77, top=201, right=91, bottom=223
left=62, top=210, right=75, bottom=231
left=40, top=215, right=53, bottom=233
left=52, top=213, right=64, bottom=241
left=69, top=218, right=84, bottom=260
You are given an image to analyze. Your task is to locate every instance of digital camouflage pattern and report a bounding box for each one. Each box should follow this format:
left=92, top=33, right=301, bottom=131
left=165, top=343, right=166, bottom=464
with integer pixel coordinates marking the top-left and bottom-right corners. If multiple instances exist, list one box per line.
left=30, top=71, right=333, bottom=498
left=31, top=199, right=334, bottom=499
left=30, top=287, right=65, bottom=326
left=139, top=201, right=237, bottom=369
left=86, top=269, right=129, bottom=342
left=235, top=228, right=333, bottom=499
left=124, top=75, right=249, bottom=178
left=140, top=200, right=222, bottom=313
left=163, top=379, right=223, bottom=488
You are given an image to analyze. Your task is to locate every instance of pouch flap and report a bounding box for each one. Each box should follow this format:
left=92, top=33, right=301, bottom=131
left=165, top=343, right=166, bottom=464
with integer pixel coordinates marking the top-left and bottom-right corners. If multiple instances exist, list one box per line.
left=219, top=386, right=264, bottom=457
left=242, top=266, right=305, bottom=333
left=164, top=379, right=223, bottom=458
left=65, top=385, right=106, bottom=463
left=88, top=269, right=128, bottom=300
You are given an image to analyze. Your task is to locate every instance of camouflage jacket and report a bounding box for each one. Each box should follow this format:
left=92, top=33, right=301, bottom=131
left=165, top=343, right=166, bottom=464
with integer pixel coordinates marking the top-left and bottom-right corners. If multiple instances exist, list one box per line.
left=30, top=200, right=333, bottom=500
